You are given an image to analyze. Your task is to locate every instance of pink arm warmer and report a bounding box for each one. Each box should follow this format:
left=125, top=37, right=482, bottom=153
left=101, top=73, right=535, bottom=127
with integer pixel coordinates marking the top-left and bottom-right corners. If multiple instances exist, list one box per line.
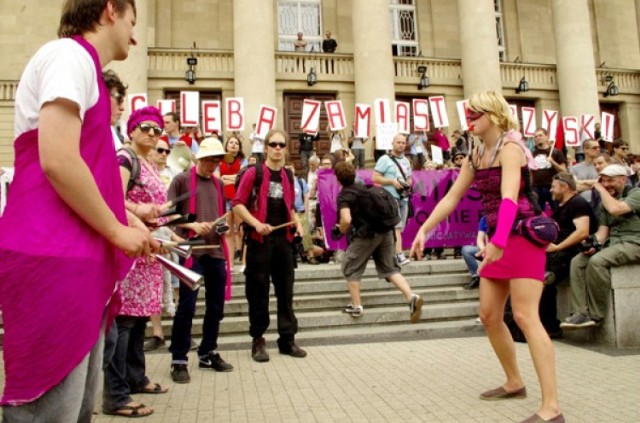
left=491, top=198, right=518, bottom=249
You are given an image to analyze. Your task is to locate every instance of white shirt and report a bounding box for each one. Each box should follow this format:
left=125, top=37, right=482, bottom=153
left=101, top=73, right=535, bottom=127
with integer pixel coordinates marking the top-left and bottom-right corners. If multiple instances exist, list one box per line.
left=15, top=39, right=98, bottom=138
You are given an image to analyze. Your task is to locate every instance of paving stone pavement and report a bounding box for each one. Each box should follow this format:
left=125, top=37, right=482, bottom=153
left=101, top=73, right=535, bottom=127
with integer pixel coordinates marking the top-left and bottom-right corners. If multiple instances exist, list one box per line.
left=82, top=336, right=640, bottom=423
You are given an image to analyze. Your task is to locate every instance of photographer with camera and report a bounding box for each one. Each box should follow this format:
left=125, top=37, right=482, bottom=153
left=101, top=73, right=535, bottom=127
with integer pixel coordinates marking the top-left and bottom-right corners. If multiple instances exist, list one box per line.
left=373, top=134, right=413, bottom=266
left=561, top=164, right=640, bottom=329
left=537, top=173, right=596, bottom=338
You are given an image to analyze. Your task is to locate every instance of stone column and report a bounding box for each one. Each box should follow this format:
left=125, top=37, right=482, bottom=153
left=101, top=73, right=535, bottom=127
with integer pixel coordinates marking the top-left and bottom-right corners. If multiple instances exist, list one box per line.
left=233, top=0, right=276, bottom=154
left=352, top=0, right=396, bottom=160
left=637, top=0, right=640, bottom=52
left=457, top=0, right=502, bottom=97
left=552, top=0, right=600, bottom=120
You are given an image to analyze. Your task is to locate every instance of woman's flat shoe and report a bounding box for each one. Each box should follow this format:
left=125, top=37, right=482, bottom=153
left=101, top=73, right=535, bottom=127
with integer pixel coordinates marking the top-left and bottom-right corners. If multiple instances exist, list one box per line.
left=479, top=386, right=527, bottom=400
left=520, top=413, right=564, bottom=423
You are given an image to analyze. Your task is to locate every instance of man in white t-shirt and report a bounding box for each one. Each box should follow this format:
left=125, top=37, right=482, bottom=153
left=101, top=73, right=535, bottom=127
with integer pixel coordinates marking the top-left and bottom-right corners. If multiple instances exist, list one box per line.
left=0, top=1, right=154, bottom=420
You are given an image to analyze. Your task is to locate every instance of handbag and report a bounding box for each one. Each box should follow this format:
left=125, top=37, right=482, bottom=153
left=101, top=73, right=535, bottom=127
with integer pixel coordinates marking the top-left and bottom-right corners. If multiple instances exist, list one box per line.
left=514, top=215, right=559, bottom=247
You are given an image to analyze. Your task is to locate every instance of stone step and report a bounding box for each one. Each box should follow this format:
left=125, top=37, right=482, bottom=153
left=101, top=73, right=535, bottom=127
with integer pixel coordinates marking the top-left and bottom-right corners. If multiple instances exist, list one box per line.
left=148, top=318, right=486, bottom=353
left=149, top=299, right=480, bottom=339
left=171, top=283, right=477, bottom=319
left=143, top=259, right=480, bottom=346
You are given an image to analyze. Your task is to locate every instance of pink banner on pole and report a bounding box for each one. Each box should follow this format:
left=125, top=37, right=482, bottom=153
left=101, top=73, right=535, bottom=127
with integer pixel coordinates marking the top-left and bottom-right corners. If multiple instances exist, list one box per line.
left=318, top=169, right=482, bottom=251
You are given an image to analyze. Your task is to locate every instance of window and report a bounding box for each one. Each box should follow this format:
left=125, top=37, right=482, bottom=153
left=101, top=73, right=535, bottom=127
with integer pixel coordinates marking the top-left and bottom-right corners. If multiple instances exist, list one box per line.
left=278, top=0, right=322, bottom=52
left=390, top=0, right=418, bottom=57
left=495, top=0, right=506, bottom=61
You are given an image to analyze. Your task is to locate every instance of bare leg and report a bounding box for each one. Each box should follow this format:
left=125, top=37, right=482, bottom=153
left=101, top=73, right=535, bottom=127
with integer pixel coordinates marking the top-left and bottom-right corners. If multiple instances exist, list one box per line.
left=510, top=278, right=561, bottom=419
left=395, top=228, right=403, bottom=254
left=386, top=273, right=413, bottom=302
left=150, top=314, right=163, bottom=339
left=478, top=278, right=525, bottom=392
left=347, top=280, right=361, bottom=306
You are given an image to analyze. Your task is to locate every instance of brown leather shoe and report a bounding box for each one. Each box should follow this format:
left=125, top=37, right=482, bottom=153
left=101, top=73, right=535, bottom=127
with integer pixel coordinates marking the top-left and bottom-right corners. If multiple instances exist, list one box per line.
left=520, top=413, right=564, bottom=423
left=279, top=343, right=307, bottom=358
left=251, top=337, right=269, bottom=362
left=479, top=386, right=527, bottom=401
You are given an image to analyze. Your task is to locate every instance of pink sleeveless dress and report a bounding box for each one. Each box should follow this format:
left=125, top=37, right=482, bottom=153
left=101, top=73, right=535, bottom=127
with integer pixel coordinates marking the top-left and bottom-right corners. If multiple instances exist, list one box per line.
left=0, top=36, right=132, bottom=405
left=474, top=166, right=546, bottom=282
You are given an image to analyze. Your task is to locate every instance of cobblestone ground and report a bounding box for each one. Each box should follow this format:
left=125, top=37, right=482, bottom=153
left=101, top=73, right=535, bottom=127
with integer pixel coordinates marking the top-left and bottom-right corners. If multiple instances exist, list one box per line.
left=57, top=337, right=640, bottom=422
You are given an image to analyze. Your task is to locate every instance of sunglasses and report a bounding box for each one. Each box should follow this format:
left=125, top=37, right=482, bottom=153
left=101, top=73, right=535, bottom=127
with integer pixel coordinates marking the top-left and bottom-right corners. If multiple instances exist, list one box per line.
left=137, top=123, right=163, bottom=136
left=268, top=142, right=287, bottom=149
left=156, top=147, right=171, bottom=155
left=110, top=92, right=124, bottom=105
left=467, top=109, right=484, bottom=121
left=553, top=173, right=575, bottom=184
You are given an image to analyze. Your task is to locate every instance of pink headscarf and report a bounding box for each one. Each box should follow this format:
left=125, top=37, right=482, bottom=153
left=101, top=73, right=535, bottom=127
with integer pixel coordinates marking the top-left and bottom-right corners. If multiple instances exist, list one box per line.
left=127, top=106, right=164, bottom=137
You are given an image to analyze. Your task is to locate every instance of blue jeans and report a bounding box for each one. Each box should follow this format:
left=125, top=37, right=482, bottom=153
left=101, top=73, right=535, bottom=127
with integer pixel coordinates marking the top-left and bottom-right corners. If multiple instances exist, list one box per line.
left=534, top=185, right=555, bottom=212
left=169, top=255, right=227, bottom=362
left=461, top=245, right=480, bottom=277
left=103, top=316, right=149, bottom=411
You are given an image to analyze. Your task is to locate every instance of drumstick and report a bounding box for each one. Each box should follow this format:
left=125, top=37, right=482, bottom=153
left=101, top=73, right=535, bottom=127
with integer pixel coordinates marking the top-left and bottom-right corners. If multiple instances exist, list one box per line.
left=191, top=245, right=222, bottom=250
left=270, top=220, right=296, bottom=231
left=154, top=239, right=206, bottom=248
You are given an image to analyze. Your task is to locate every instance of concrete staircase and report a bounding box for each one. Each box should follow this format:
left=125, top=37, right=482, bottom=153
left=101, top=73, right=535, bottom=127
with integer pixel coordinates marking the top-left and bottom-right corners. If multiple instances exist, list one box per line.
left=149, top=258, right=484, bottom=350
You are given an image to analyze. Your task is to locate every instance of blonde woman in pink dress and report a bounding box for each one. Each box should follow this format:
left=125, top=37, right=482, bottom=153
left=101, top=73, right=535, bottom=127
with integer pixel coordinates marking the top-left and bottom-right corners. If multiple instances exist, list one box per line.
left=410, top=91, right=563, bottom=423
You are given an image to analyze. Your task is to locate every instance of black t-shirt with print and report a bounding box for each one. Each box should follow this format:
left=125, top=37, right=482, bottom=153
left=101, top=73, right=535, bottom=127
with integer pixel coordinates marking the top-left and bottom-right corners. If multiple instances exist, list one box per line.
left=266, top=168, right=289, bottom=232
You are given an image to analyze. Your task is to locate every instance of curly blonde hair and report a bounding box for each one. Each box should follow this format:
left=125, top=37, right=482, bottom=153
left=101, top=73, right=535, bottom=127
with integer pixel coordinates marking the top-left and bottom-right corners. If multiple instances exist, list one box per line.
left=468, top=91, right=519, bottom=132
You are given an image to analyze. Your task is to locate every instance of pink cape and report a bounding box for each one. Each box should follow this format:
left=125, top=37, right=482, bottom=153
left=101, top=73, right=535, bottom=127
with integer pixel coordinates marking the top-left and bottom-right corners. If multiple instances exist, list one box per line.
left=0, top=36, right=132, bottom=405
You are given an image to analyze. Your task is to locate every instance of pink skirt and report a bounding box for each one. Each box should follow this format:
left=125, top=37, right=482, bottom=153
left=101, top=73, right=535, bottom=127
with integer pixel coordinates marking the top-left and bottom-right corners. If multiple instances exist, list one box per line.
left=480, top=234, right=545, bottom=282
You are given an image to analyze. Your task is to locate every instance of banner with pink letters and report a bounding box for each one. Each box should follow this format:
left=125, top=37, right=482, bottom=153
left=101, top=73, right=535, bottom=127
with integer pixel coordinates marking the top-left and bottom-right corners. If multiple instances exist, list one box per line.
left=317, top=168, right=483, bottom=251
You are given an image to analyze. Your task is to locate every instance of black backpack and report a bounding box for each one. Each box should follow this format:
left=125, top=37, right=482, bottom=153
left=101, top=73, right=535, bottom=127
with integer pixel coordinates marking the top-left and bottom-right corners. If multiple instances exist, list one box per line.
left=352, top=185, right=400, bottom=234
left=117, top=147, right=141, bottom=193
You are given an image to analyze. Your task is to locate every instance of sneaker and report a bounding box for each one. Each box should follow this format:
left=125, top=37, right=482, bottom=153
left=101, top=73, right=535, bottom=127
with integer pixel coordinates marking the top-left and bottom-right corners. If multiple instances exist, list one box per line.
left=396, top=253, right=410, bottom=266
left=464, top=275, right=480, bottom=290
left=560, top=313, right=598, bottom=329
left=143, top=336, right=165, bottom=352
left=251, top=337, right=270, bottom=363
left=409, top=294, right=424, bottom=323
left=170, top=364, right=190, bottom=384
left=199, top=352, right=233, bottom=372
left=343, top=303, right=363, bottom=313
left=544, top=271, right=556, bottom=286
left=343, top=304, right=363, bottom=317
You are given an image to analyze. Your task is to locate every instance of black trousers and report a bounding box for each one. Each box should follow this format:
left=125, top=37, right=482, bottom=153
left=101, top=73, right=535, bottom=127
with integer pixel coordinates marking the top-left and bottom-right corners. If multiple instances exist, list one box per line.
left=539, top=249, right=576, bottom=333
left=245, top=234, right=298, bottom=348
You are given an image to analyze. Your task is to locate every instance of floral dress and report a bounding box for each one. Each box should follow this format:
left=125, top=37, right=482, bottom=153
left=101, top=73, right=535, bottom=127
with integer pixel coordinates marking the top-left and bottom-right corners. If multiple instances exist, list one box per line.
left=119, top=157, right=167, bottom=317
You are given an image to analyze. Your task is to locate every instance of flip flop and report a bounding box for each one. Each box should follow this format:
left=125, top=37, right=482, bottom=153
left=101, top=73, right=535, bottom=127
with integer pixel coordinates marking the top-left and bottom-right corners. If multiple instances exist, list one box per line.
left=135, top=382, right=168, bottom=394
left=103, top=403, right=154, bottom=418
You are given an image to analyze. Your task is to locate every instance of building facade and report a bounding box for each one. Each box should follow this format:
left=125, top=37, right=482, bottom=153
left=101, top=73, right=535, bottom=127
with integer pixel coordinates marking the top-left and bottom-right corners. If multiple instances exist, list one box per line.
left=1, top=0, right=639, bottom=166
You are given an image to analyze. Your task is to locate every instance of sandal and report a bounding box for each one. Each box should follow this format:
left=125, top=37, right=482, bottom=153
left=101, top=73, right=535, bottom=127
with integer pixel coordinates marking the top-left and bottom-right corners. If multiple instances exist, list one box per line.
left=134, top=382, right=168, bottom=394
left=103, top=403, right=154, bottom=418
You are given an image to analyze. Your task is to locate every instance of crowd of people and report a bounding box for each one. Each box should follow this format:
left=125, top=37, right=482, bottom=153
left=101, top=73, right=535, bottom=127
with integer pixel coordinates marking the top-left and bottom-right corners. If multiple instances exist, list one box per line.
left=1, top=2, right=639, bottom=423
